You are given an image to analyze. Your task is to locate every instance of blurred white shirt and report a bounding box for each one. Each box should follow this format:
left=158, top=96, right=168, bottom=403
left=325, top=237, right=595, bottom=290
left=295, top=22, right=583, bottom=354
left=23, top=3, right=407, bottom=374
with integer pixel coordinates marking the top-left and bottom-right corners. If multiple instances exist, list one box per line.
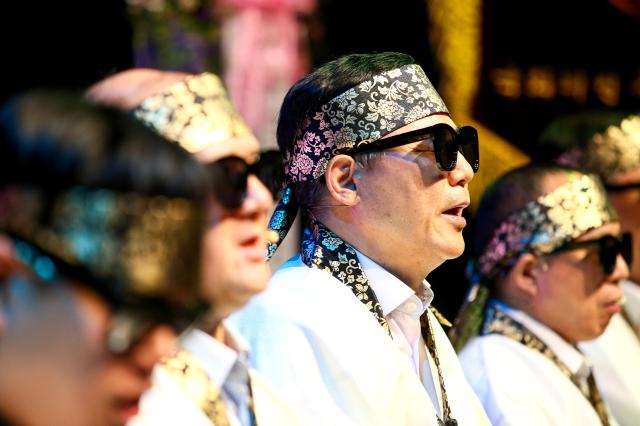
left=579, top=280, right=640, bottom=426
left=231, top=254, right=490, bottom=426
left=460, top=301, right=618, bottom=426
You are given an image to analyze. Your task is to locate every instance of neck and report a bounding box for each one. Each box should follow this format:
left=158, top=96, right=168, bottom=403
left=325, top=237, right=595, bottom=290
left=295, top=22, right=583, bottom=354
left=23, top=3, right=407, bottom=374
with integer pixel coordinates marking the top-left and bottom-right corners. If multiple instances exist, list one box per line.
left=319, top=214, right=434, bottom=292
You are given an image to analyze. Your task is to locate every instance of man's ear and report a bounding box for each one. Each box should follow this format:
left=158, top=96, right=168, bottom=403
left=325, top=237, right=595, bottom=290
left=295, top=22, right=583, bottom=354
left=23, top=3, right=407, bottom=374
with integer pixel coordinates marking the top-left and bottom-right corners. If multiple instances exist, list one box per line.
left=325, top=154, right=359, bottom=206
left=501, top=253, right=543, bottom=309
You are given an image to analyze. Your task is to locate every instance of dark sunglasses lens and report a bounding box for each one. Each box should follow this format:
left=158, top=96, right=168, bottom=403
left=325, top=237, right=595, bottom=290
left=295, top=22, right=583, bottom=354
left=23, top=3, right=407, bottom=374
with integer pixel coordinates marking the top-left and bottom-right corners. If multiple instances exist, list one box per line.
left=255, top=150, right=285, bottom=199
left=459, top=126, right=480, bottom=172
left=622, top=232, right=633, bottom=268
left=434, top=127, right=457, bottom=171
left=208, top=157, right=248, bottom=209
left=600, top=238, right=617, bottom=275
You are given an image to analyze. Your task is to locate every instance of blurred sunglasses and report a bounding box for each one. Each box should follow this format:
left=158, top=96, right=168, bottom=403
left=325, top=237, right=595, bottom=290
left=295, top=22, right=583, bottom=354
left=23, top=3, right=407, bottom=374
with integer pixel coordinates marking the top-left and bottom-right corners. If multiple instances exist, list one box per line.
left=349, top=124, right=479, bottom=173
left=604, top=181, right=640, bottom=192
left=549, top=232, right=632, bottom=275
left=10, top=239, right=204, bottom=355
left=207, top=150, right=284, bottom=209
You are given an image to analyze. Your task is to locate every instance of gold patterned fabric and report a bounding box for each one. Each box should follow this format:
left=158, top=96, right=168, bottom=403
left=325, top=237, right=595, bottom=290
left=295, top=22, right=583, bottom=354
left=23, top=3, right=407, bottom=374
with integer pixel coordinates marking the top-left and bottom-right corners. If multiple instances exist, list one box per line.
left=421, top=313, right=458, bottom=426
left=483, top=303, right=612, bottom=426
left=161, top=351, right=232, bottom=426
left=132, top=73, right=252, bottom=154
left=584, top=115, right=640, bottom=179
left=0, top=185, right=203, bottom=305
left=475, top=173, right=616, bottom=281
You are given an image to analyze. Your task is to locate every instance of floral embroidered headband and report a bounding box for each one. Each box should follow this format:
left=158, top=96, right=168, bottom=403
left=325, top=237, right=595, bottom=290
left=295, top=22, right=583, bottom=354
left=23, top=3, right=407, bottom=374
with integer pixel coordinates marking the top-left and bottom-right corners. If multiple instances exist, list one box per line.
left=0, top=185, right=204, bottom=306
left=268, top=64, right=449, bottom=258
left=286, top=64, right=448, bottom=182
left=131, top=73, right=252, bottom=154
left=584, top=115, right=640, bottom=180
left=475, top=173, right=617, bottom=280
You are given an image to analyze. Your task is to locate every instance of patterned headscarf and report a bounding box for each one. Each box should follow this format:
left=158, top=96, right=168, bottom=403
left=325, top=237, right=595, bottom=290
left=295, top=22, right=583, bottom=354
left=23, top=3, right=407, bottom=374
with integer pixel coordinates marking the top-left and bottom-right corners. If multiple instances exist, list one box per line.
left=267, top=63, right=449, bottom=258
left=450, top=172, right=618, bottom=351
left=0, top=184, right=204, bottom=308
left=131, top=73, right=253, bottom=154
left=583, top=114, right=640, bottom=180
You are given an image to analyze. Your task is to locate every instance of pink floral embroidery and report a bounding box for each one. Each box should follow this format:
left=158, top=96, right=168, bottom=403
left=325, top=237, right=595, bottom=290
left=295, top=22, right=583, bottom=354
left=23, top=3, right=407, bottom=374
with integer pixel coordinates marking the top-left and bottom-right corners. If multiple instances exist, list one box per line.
left=283, top=64, right=448, bottom=183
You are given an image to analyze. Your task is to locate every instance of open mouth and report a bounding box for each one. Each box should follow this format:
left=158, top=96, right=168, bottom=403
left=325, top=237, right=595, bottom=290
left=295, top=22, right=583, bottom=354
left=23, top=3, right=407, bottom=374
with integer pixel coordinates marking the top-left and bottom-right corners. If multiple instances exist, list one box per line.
left=238, top=234, right=267, bottom=261
left=240, top=235, right=260, bottom=247
left=115, top=397, right=141, bottom=423
left=443, top=206, right=464, bottom=216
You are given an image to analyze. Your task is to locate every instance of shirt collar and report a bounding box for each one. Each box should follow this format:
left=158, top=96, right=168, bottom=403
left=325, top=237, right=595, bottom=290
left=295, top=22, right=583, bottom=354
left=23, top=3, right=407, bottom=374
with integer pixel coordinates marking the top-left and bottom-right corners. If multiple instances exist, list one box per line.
left=179, top=321, right=250, bottom=387
left=356, top=249, right=434, bottom=316
left=497, top=300, right=592, bottom=380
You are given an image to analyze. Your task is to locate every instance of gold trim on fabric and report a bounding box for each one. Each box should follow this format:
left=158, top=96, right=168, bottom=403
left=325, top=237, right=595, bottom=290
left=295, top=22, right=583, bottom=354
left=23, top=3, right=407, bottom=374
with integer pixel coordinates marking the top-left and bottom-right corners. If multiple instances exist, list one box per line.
left=477, top=174, right=616, bottom=279
left=0, top=185, right=203, bottom=300
left=161, top=351, right=231, bottom=426
left=585, top=115, right=640, bottom=178
left=133, top=73, right=252, bottom=154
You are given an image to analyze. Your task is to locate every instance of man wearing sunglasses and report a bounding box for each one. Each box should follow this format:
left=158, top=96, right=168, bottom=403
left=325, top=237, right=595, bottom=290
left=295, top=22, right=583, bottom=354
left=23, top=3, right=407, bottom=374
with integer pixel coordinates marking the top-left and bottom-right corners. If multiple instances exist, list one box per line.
left=452, top=163, right=627, bottom=426
left=537, top=112, right=640, bottom=425
left=229, top=52, right=489, bottom=425
left=0, top=92, right=208, bottom=426
left=88, top=70, right=301, bottom=425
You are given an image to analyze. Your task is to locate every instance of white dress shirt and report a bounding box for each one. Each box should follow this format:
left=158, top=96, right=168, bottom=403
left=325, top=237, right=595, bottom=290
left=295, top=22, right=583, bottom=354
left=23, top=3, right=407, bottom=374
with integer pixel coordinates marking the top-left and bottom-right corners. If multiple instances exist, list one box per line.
left=129, top=322, right=303, bottom=426
left=357, top=250, right=442, bottom=414
left=230, top=254, right=490, bottom=426
left=460, top=301, right=618, bottom=426
left=580, top=310, right=640, bottom=425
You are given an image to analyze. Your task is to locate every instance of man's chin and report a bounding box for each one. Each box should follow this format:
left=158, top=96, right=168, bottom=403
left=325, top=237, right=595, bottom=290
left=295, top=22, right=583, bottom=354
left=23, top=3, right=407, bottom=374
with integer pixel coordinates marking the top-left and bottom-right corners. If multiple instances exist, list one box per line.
left=440, top=235, right=466, bottom=260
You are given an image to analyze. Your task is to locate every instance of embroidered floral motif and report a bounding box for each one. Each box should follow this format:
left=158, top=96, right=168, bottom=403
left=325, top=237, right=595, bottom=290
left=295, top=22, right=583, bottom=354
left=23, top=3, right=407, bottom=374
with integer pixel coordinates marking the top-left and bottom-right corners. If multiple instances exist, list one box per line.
left=299, top=218, right=389, bottom=335
left=476, top=174, right=617, bottom=280
left=584, top=115, right=640, bottom=178
left=284, top=64, right=448, bottom=184
left=132, top=73, right=252, bottom=154
left=161, top=351, right=232, bottom=426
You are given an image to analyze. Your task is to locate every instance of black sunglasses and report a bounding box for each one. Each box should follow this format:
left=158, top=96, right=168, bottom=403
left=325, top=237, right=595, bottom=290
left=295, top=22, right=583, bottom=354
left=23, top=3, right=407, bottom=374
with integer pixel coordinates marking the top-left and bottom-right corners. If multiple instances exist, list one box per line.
left=549, top=232, right=633, bottom=275
left=10, top=238, right=204, bottom=355
left=604, top=181, right=640, bottom=192
left=207, top=150, right=284, bottom=209
left=349, top=124, right=480, bottom=173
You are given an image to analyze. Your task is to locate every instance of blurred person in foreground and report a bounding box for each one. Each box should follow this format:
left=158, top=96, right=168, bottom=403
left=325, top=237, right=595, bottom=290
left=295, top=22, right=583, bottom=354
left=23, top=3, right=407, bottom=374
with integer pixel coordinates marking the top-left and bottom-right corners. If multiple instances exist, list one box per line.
left=230, top=52, right=490, bottom=425
left=537, top=112, right=640, bottom=425
left=0, top=91, right=208, bottom=426
left=88, top=70, right=301, bottom=425
left=452, top=163, right=628, bottom=425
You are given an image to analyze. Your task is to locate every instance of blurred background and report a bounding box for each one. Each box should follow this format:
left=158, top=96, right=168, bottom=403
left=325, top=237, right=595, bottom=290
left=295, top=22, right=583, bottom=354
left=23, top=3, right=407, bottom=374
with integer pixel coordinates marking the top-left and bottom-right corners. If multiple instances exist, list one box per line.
left=4, top=0, right=639, bottom=320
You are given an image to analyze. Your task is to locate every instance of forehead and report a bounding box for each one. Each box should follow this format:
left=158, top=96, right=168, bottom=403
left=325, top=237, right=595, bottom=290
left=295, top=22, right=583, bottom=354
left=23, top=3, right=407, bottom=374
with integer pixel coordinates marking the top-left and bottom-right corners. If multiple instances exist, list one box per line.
left=381, top=113, right=456, bottom=139
left=193, top=134, right=261, bottom=164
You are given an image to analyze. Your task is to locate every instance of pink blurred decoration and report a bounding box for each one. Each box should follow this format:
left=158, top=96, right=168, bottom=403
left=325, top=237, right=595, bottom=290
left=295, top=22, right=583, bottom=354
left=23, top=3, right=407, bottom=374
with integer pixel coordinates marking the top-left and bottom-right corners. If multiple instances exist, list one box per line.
left=216, top=0, right=316, bottom=148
